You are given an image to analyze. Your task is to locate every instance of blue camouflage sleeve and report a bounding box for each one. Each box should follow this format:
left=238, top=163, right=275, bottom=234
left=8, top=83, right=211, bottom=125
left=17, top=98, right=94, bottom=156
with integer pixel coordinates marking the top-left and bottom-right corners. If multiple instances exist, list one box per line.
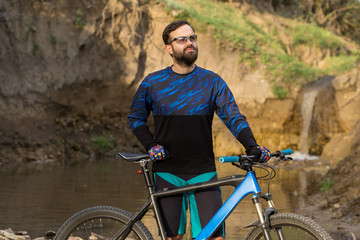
left=214, top=77, right=257, bottom=151
left=129, top=77, right=152, bottom=130
left=128, top=77, right=157, bottom=150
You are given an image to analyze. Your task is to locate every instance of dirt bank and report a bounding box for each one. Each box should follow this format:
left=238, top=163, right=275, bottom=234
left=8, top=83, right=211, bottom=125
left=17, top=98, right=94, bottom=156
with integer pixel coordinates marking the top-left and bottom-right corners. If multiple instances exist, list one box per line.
left=279, top=156, right=360, bottom=240
left=305, top=153, right=360, bottom=239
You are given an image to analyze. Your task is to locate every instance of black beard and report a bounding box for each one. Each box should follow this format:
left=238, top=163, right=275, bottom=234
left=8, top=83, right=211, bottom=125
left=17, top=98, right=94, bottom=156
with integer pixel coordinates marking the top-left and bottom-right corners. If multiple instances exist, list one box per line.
left=173, top=46, right=198, bottom=66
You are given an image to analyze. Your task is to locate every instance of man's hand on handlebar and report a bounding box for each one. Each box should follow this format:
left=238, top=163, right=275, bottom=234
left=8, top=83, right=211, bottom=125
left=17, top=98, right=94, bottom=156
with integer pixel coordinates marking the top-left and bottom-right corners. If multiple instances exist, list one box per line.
left=246, top=145, right=271, bottom=163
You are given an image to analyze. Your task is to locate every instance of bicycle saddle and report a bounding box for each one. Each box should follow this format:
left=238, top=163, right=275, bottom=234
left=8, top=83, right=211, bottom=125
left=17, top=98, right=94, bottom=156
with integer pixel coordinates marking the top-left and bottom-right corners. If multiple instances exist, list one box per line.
left=118, top=152, right=149, bottom=162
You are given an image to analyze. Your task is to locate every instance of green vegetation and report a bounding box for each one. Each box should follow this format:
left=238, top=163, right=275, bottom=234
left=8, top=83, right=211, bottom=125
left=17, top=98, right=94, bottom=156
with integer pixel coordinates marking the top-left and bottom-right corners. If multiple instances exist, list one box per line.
left=25, top=26, right=36, bottom=38
left=156, top=0, right=359, bottom=98
left=321, top=54, right=360, bottom=75
left=291, top=23, right=344, bottom=50
left=272, top=85, right=288, bottom=99
left=91, top=134, right=116, bottom=151
left=320, top=178, right=334, bottom=193
left=74, top=10, right=86, bottom=30
left=51, top=35, right=57, bottom=47
left=32, top=43, right=40, bottom=55
left=25, top=14, right=37, bottom=39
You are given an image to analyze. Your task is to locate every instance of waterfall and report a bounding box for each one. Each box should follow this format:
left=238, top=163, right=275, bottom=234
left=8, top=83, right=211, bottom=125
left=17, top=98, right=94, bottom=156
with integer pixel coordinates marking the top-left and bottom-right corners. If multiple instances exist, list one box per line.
left=291, top=89, right=320, bottom=161
left=298, top=90, right=319, bottom=154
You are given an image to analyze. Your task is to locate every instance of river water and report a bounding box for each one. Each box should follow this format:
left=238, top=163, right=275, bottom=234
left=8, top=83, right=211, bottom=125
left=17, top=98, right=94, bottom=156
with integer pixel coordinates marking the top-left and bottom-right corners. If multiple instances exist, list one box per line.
left=0, top=158, right=311, bottom=239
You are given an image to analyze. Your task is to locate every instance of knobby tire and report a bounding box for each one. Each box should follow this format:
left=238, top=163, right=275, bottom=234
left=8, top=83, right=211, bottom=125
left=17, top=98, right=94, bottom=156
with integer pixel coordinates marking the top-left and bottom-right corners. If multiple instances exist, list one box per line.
left=54, top=206, right=154, bottom=240
left=245, top=213, right=333, bottom=240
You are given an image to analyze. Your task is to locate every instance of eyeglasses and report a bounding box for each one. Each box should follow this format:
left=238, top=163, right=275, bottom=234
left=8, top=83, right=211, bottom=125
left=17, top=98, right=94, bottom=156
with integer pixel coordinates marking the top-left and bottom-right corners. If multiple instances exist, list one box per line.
left=168, top=34, right=197, bottom=44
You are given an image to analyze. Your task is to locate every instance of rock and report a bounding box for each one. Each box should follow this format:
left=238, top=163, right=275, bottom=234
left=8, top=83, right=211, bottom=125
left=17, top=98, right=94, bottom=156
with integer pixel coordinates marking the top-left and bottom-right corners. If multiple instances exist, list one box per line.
left=44, top=230, right=56, bottom=239
left=0, top=229, right=30, bottom=240
left=332, top=210, right=343, bottom=218
left=0, top=229, right=56, bottom=240
left=319, top=199, right=329, bottom=208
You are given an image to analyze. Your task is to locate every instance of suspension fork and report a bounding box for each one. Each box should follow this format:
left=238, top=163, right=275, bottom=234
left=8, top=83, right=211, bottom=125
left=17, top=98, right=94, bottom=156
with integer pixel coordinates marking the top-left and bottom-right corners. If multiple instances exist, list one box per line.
left=265, top=193, right=275, bottom=208
left=265, top=193, right=286, bottom=240
left=252, top=194, right=273, bottom=240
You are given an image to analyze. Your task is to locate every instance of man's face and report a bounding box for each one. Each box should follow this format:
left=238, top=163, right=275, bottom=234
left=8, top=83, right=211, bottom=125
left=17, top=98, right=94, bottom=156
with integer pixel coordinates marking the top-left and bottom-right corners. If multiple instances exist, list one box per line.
left=166, top=24, right=198, bottom=66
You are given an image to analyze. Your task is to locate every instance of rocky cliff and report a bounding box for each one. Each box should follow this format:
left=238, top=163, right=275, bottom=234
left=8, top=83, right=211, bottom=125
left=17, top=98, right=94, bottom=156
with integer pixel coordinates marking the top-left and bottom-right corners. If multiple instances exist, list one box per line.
left=0, top=0, right=359, bottom=168
left=0, top=0, right=150, bottom=168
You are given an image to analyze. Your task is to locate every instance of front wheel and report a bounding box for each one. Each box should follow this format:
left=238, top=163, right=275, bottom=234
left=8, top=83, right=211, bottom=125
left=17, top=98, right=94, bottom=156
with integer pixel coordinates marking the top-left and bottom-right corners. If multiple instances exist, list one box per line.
left=54, top=206, right=154, bottom=240
left=245, top=213, right=333, bottom=240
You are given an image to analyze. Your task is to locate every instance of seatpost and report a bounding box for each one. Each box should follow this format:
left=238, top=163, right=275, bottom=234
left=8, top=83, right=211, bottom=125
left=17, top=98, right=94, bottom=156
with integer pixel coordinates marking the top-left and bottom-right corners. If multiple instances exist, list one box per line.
left=139, top=159, right=154, bottom=194
left=139, top=159, right=168, bottom=239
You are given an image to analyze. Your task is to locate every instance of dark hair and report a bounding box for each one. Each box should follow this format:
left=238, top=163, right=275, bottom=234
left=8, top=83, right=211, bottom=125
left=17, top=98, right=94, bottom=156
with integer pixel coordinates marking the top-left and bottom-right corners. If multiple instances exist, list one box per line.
left=162, top=20, right=195, bottom=45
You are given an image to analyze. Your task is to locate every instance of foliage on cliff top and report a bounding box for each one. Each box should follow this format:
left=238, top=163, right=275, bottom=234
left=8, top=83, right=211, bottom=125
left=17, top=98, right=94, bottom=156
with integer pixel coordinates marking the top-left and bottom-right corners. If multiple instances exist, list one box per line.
left=156, top=0, right=360, bottom=97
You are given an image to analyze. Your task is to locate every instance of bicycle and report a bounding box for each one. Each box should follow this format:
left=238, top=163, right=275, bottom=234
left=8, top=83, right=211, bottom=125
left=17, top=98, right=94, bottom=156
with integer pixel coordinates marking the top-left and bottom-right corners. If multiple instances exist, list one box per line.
left=54, top=149, right=333, bottom=240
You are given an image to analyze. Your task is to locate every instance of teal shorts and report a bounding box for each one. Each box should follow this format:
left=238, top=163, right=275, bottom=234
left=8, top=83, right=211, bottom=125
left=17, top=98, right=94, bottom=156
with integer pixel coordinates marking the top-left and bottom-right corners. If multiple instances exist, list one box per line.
left=154, top=172, right=225, bottom=238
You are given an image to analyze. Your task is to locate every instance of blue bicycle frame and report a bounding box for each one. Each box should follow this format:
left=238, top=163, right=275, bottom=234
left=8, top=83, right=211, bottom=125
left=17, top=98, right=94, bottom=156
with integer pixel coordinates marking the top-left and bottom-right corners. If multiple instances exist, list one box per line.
left=195, top=171, right=261, bottom=239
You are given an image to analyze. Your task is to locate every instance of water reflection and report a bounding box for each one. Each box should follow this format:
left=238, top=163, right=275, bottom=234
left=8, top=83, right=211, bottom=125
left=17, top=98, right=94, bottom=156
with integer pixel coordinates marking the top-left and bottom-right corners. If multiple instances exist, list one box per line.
left=0, top=159, right=309, bottom=239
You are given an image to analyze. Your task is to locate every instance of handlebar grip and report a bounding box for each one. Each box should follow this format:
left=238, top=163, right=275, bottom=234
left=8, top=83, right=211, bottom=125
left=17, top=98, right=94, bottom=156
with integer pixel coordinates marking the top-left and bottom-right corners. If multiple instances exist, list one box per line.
left=219, top=156, right=239, bottom=163
left=281, top=149, right=293, bottom=155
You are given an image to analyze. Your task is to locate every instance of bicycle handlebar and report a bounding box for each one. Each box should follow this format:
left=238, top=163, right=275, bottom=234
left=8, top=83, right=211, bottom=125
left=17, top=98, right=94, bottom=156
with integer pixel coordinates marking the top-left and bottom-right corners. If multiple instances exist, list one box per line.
left=271, top=148, right=293, bottom=157
left=219, top=156, right=240, bottom=163
left=219, top=149, right=293, bottom=163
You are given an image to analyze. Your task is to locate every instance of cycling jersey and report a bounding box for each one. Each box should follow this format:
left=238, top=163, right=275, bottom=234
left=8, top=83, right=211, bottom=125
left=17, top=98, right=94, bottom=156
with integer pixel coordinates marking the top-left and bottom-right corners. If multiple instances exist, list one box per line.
left=128, top=65, right=257, bottom=173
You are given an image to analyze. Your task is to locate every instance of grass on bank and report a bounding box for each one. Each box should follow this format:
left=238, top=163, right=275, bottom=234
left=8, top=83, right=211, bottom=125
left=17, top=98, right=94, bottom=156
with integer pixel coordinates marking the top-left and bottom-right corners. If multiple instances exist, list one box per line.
left=320, top=178, right=335, bottom=193
left=91, top=133, right=116, bottom=151
left=156, top=0, right=360, bottom=97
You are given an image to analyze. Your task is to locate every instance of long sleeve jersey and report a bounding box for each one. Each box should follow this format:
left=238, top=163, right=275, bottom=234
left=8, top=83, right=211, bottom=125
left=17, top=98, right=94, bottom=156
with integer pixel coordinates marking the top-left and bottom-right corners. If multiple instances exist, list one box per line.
left=128, top=65, right=257, bottom=174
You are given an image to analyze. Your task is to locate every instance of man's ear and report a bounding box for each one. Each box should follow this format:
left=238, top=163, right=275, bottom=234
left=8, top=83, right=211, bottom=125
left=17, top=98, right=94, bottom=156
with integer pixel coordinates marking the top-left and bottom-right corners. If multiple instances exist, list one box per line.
left=165, top=44, right=173, bottom=56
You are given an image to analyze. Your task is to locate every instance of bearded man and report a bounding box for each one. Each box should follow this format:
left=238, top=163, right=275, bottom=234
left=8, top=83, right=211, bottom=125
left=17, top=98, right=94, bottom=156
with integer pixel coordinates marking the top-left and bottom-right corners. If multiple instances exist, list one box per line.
left=128, top=20, right=270, bottom=240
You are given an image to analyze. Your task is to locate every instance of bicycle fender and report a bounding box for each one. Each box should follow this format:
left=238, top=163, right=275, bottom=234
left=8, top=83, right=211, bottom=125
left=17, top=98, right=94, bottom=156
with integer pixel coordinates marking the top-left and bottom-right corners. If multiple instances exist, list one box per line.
left=244, top=219, right=260, bottom=228
left=244, top=207, right=277, bottom=228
